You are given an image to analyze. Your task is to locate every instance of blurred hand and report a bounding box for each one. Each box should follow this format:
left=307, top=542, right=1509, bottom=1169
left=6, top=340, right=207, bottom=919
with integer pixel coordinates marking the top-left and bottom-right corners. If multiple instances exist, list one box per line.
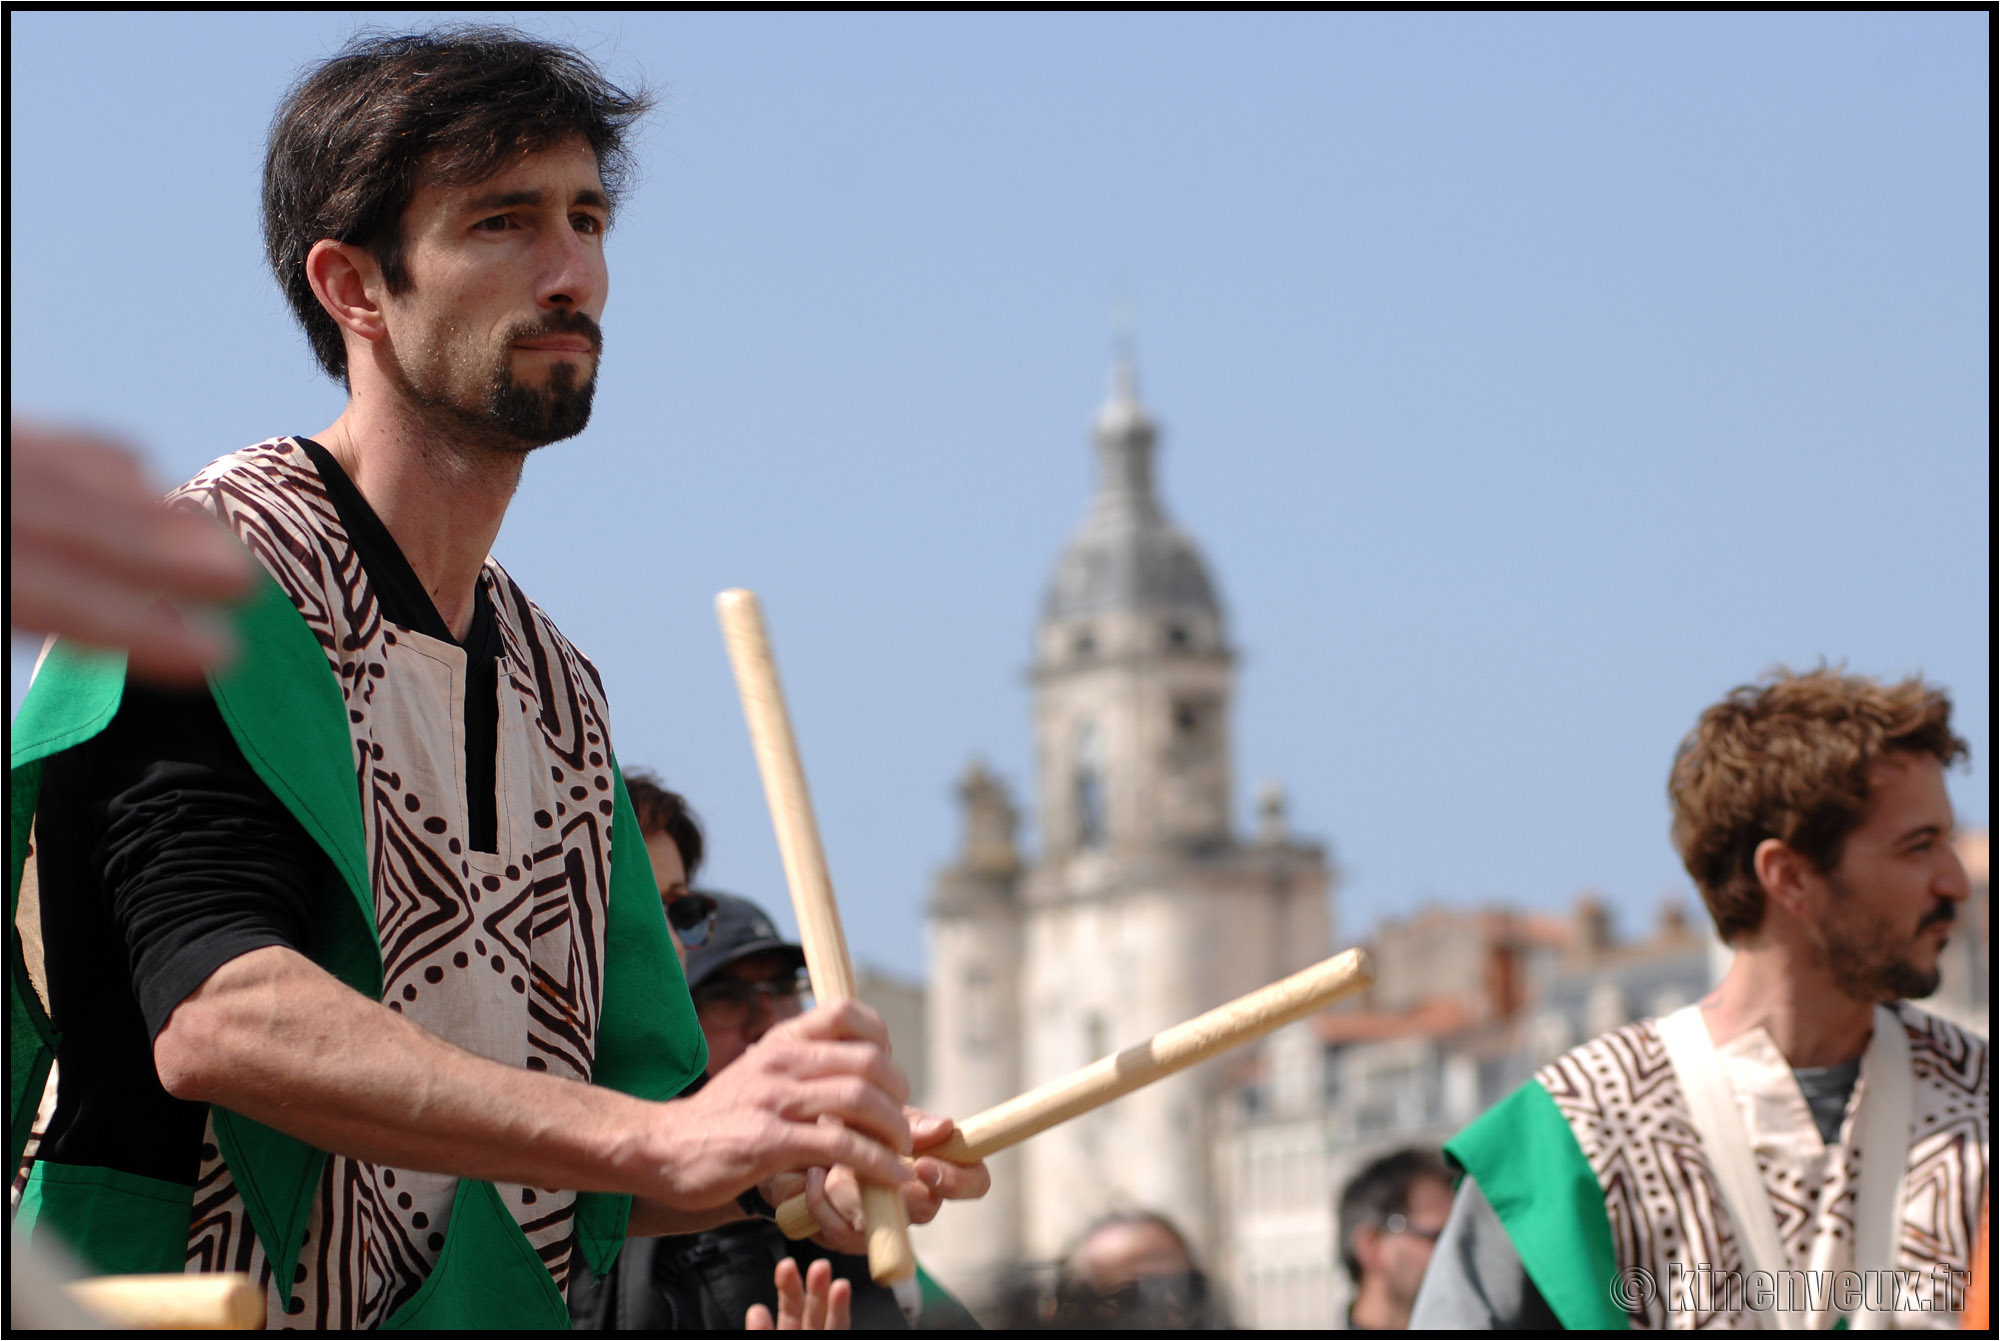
left=652, top=1001, right=914, bottom=1209
left=907, top=1107, right=992, bottom=1216
left=807, top=1107, right=992, bottom=1253
left=9, top=422, right=253, bottom=684
left=746, top=1256, right=850, bottom=1331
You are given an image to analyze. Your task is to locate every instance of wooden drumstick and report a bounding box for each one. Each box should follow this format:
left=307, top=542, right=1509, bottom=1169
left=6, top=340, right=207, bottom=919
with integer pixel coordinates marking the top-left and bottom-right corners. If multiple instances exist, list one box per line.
left=65, top=1273, right=265, bottom=1330
left=715, top=589, right=916, bottom=1285
left=776, top=946, right=1374, bottom=1239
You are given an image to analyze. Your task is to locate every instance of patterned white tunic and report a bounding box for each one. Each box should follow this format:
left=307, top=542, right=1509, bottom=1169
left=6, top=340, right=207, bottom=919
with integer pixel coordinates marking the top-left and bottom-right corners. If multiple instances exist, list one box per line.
left=1540, top=1003, right=1987, bottom=1329
left=168, top=438, right=627, bottom=1328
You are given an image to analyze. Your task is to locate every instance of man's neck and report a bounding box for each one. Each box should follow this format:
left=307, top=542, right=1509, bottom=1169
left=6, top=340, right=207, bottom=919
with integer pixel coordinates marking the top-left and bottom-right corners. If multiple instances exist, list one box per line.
left=1347, top=1278, right=1409, bottom=1332
left=1701, top=941, right=1876, bottom=1067
left=312, top=403, right=523, bottom=641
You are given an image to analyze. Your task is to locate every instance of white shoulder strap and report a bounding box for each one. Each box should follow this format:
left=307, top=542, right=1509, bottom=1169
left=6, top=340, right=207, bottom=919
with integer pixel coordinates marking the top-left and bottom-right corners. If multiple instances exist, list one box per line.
left=1655, top=1005, right=1796, bottom=1330
left=1850, top=1005, right=1915, bottom=1329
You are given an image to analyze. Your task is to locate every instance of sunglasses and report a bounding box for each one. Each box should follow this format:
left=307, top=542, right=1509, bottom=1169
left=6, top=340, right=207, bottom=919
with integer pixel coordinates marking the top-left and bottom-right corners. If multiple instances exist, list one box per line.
left=691, top=974, right=808, bottom=1026
left=665, top=892, right=719, bottom=948
left=1380, top=1213, right=1443, bottom=1243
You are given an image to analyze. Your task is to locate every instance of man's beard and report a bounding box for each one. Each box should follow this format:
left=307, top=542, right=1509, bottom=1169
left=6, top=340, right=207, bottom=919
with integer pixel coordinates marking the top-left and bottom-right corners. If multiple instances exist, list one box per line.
left=1815, top=872, right=1953, bottom=1002
left=395, top=311, right=601, bottom=454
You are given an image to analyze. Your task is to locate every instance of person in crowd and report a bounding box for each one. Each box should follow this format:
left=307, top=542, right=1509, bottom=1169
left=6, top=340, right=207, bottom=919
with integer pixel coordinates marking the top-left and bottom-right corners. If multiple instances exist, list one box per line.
left=9, top=27, right=981, bottom=1329
left=1336, top=1147, right=1453, bottom=1330
left=1413, top=666, right=1985, bottom=1329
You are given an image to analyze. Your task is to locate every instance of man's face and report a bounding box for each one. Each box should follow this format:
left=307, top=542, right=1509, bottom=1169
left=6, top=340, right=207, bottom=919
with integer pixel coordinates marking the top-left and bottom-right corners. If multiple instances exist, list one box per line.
left=645, top=831, right=690, bottom=968
left=1371, top=1176, right=1453, bottom=1309
left=694, top=951, right=806, bottom=1075
left=1805, top=753, right=1968, bottom=1002
left=1065, top=1220, right=1205, bottom=1328
left=381, top=138, right=609, bottom=452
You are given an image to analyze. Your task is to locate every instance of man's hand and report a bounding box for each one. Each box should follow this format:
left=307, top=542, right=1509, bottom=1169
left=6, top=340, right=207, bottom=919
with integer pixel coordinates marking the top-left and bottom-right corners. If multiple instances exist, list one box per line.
left=746, top=1257, right=850, bottom=1331
left=651, top=1002, right=917, bottom=1210
left=9, top=422, right=254, bottom=684
left=802, top=1107, right=994, bottom=1254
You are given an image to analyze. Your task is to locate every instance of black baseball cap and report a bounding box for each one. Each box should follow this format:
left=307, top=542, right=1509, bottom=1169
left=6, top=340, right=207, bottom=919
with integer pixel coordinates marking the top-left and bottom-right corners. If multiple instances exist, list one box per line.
left=682, top=891, right=808, bottom=992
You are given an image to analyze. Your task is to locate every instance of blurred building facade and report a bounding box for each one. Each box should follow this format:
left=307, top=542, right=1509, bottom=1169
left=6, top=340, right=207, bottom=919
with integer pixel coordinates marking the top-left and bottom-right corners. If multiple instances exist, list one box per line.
left=910, top=359, right=1993, bottom=1325
left=917, top=360, right=1334, bottom=1306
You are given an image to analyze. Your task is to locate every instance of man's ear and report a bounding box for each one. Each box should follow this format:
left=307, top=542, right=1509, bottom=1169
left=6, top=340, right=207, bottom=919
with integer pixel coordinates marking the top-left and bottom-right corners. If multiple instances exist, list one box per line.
left=1350, top=1223, right=1385, bottom=1273
left=1753, top=838, right=1817, bottom=920
left=305, top=239, right=388, bottom=349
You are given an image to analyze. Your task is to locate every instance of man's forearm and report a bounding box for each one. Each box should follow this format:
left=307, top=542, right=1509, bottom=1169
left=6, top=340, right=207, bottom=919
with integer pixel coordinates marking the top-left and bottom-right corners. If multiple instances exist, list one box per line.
left=152, top=944, right=918, bottom=1215
left=154, top=945, right=688, bottom=1201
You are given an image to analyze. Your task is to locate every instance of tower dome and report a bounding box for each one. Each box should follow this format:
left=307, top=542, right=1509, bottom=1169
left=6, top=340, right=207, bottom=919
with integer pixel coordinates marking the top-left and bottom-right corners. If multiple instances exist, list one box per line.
left=1042, top=355, right=1222, bottom=624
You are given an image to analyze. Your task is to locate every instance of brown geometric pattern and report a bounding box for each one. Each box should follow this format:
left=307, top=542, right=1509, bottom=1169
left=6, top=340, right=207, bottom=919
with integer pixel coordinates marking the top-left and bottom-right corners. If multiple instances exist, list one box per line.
left=1542, top=1004, right=1987, bottom=1330
left=166, top=440, right=625, bottom=1328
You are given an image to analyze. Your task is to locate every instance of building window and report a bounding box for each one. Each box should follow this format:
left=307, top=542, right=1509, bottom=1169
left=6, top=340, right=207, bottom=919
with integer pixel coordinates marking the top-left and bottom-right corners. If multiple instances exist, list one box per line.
left=964, top=964, right=994, bottom=1048
left=1074, top=719, right=1105, bottom=848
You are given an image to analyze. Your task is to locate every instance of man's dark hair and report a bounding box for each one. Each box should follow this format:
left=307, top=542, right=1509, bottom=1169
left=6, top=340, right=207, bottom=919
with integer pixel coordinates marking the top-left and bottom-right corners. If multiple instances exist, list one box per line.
left=625, top=770, right=704, bottom=881
left=263, top=25, right=654, bottom=382
left=1337, top=1147, right=1453, bottom=1283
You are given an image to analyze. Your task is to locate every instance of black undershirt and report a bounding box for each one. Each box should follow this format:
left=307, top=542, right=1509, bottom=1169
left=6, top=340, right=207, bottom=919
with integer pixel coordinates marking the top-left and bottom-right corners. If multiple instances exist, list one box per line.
left=32, top=439, right=503, bottom=1185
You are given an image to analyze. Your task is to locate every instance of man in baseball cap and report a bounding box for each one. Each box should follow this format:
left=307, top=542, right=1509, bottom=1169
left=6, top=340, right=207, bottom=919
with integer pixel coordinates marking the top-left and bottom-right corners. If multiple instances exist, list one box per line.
left=684, top=894, right=813, bottom=1074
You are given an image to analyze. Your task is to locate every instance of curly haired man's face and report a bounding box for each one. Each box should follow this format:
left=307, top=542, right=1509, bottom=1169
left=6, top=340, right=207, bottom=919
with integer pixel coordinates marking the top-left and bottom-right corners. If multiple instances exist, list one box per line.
left=383, top=138, right=610, bottom=449
left=1808, top=753, right=1968, bottom=1002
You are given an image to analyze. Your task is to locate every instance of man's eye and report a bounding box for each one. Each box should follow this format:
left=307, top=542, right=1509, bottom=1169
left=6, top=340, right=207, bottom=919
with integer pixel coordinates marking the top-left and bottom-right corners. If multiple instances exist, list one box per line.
left=573, top=214, right=604, bottom=235
left=476, top=214, right=512, bottom=232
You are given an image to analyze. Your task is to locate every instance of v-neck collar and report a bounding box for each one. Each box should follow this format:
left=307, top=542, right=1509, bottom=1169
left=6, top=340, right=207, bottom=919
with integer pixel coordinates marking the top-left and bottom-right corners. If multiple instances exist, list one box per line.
left=294, top=436, right=495, bottom=654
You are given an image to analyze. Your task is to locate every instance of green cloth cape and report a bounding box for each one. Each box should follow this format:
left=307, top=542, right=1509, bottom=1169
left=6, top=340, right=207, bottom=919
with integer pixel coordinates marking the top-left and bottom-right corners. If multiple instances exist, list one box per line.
left=8, top=572, right=706, bottom=1329
left=1444, top=1079, right=1629, bottom=1331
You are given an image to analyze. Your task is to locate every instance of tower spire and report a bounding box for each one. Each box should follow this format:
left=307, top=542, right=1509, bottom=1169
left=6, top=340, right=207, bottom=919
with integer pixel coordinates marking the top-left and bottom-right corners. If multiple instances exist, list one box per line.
left=1095, top=306, right=1157, bottom=509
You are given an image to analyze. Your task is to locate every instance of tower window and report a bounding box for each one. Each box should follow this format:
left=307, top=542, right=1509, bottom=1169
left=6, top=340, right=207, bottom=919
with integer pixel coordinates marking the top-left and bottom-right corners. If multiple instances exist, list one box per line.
left=1073, top=719, right=1105, bottom=849
left=1073, top=629, right=1096, bottom=658
left=964, top=965, right=994, bottom=1048
left=1166, top=623, right=1190, bottom=650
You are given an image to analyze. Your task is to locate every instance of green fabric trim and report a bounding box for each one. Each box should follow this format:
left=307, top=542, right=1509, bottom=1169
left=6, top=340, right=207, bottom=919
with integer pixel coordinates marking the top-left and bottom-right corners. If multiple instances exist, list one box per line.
left=207, top=571, right=379, bottom=999
left=8, top=643, right=126, bottom=1176
left=916, top=1262, right=983, bottom=1330
left=1446, top=1079, right=1629, bottom=1331
left=200, top=570, right=380, bottom=1289
left=15, top=1161, right=195, bottom=1276
left=9, top=643, right=128, bottom=772
left=8, top=755, right=56, bottom=1179
left=571, top=760, right=708, bottom=1281
left=381, top=1177, right=569, bottom=1331
left=4, top=572, right=707, bottom=1318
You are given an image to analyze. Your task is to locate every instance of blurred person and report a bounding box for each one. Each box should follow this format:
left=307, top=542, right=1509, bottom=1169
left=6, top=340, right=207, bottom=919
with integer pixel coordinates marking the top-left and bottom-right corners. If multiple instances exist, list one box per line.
left=1413, top=667, right=1987, bottom=1329
left=622, top=770, right=720, bottom=960
left=1336, top=1148, right=1453, bottom=1329
left=9, top=421, right=255, bottom=684
left=1056, top=1211, right=1227, bottom=1329
left=7, top=27, right=943, bottom=1330
left=572, top=887, right=983, bottom=1330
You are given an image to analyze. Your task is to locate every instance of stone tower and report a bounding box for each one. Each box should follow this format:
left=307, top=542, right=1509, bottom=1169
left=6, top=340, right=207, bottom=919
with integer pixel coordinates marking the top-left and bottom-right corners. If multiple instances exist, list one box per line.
left=919, top=356, right=1333, bottom=1305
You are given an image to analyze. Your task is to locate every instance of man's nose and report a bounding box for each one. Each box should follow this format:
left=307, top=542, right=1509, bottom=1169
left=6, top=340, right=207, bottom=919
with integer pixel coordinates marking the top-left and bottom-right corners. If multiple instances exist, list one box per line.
left=1938, top=844, right=1973, bottom=902
left=540, top=230, right=600, bottom=310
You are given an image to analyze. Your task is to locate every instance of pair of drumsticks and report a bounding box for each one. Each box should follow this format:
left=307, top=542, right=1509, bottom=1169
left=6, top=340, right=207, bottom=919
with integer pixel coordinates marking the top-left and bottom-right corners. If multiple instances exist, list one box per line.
left=716, top=590, right=1374, bottom=1278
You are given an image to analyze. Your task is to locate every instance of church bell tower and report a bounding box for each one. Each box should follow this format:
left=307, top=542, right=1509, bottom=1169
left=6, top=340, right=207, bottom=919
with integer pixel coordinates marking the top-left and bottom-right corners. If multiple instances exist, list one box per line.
left=921, top=352, right=1334, bottom=1308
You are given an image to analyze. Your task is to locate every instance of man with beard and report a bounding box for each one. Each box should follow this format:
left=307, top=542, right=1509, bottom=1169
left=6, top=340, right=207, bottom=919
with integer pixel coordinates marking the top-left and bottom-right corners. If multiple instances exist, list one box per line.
left=1411, top=667, right=1986, bottom=1330
left=8, top=28, right=982, bottom=1330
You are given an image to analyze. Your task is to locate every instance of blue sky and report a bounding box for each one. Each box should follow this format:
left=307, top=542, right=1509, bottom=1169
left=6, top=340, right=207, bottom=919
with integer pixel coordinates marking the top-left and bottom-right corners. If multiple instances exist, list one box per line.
left=9, top=11, right=1990, bottom=981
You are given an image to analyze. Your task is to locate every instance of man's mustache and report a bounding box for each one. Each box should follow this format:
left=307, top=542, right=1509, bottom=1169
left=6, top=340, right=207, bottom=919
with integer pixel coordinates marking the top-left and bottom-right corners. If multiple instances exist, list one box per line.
left=1917, top=901, right=1956, bottom=932
left=509, top=311, right=602, bottom=354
